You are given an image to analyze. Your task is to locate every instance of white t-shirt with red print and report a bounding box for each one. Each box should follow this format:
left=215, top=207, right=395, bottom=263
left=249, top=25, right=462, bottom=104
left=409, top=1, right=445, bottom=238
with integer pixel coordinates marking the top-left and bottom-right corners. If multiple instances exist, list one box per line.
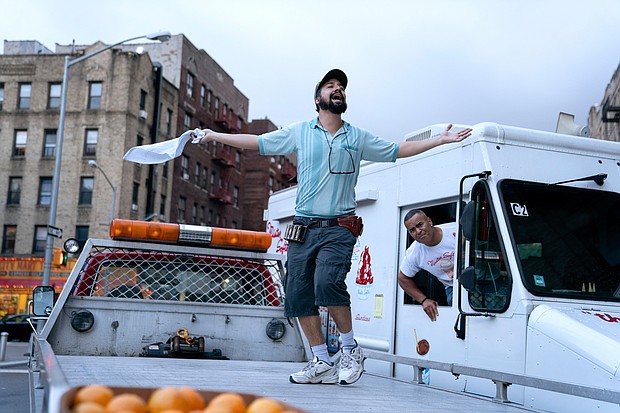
left=399, top=222, right=458, bottom=289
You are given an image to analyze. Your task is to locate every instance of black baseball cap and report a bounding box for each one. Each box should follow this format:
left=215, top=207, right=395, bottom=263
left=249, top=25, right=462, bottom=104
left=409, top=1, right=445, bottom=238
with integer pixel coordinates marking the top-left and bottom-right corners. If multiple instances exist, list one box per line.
left=314, top=69, right=348, bottom=98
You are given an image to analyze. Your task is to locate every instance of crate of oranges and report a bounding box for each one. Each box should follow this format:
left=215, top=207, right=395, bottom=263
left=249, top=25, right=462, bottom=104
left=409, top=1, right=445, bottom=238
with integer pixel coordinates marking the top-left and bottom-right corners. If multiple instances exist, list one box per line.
left=61, top=384, right=308, bottom=413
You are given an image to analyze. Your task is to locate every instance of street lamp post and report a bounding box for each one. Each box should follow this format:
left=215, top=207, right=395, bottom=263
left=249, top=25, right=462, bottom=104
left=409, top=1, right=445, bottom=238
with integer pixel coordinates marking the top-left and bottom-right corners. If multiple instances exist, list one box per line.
left=41, top=32, right=171, bottom=287
left=88, top=160, right=117, bottom=225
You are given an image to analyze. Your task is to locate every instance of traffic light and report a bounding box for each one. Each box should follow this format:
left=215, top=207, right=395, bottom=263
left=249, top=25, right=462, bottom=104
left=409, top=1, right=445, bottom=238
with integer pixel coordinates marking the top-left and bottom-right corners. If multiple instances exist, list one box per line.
left=52, top=248, right=68, bottom=267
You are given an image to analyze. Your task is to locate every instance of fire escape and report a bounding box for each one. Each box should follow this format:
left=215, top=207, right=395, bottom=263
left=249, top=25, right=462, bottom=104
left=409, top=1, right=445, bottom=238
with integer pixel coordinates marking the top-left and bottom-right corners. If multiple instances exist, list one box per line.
left=209, top=143, right=236, bottom=205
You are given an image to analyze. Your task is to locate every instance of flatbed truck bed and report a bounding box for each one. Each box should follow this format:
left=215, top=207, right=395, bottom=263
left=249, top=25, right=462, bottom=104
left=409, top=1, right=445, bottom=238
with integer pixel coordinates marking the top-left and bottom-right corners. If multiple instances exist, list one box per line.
left=50, top=356, right=536, bottom=413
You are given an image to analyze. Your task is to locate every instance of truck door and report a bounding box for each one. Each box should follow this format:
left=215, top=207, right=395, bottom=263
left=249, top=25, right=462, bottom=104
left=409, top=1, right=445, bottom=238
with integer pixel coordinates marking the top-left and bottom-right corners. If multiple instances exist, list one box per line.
left=393, top=202, right=467, bottom=390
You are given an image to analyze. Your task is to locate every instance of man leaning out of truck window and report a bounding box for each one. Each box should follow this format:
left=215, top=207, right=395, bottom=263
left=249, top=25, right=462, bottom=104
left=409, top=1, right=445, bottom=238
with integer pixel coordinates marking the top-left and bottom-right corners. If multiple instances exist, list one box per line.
left=399, top=209, right=457, bottom=321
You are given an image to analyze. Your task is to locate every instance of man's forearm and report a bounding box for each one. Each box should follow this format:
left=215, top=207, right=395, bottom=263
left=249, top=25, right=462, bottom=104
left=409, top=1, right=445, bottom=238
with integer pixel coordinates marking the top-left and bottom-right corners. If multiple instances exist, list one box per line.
left=396, top=137, right=443, bottom=158
left=207, top=131, right=260, bottom=150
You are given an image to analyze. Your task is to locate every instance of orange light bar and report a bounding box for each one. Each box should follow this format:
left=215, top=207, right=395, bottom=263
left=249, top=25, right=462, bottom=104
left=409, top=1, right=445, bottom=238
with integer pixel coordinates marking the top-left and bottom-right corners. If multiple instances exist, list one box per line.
left=110, top=219, right=180, bottom=242
left=209, top=227, right=272, bottom=251
left=109, top=219, right=272, bottom=252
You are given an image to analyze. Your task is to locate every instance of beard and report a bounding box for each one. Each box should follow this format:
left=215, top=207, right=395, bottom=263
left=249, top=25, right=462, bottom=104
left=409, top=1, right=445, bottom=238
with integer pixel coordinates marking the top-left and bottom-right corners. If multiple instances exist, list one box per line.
left=318, top=95, right=348, bottom=114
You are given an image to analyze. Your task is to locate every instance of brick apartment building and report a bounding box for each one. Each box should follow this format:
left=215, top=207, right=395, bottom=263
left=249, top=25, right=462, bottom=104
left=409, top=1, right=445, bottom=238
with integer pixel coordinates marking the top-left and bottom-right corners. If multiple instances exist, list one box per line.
left=589, top=61, right=620, bottom=142
left=0, top=40, right=178, bottom=254
left=0, top=39, right=179, bottom=312
left=245, top=118, right=298, bottom=231
left=132, top=34, right=296, bottom=231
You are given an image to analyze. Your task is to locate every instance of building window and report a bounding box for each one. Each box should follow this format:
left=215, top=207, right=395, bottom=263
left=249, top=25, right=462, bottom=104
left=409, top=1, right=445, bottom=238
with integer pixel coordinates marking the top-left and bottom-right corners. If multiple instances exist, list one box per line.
left=202, top=167, right=208, bottom=190
left=84, top=129, right=98, bottom=156
left=166, top=109, right=172, bottom=135
left=233, top=186, right=239, bottom=208
left=13, top=130, right=27, bottom=157
left=140, top=89, right=147, bottom=110
left=38, top=177, right=52, bottom=205
left=162, top=162, right=169, bottom=178
left=18, top=83, right=31, bottom=109
left=0, top=83, right=4, bottom=110
left=181, top=156, right=189, bottom=180
left=75, top=226, right=89, bottom=249
left=178, top=196, right=186, bottom=222
left=210, top=172, right=216, bottom=193
left=79, top=177, right=94, bottom=205
left=43, top=129, right=57, bottom=158
left=200, top=84, right=206, bottom=107
left=2, top=225, right=17, bottom=254
left=215, top=98, right=220, bottom=117
left=194, top=162, right=201, bottom=185
left=184, top=112, right=192, bottom=130
left=207, top=90, right=213, bottom=112
left=136, top=135, right=144, bottom=147
left=33, top=226, right=47, bottom=254
left=186, top=72, right=194, bottom=97
left=48, top=83, right=61, bottom=109
left=232, top=221, right=237, bottom=229
left=192, top=203, right=198, bottom=224
left=7, top=177, right=22, bottom=205
left=159, top=194, right=166, bottom=217
left=208, top=209, right=213, bottom=225
left=132, top=183, right=140, bottom=210
left=269, top=176, right=274, bottom=195
left=235, top=151, right=241, bottom=171
left=88, top=81, right=102, bottom=109
left=199, top=206, right=205, bottom=225
left=237, top=116, right=243, bottom=132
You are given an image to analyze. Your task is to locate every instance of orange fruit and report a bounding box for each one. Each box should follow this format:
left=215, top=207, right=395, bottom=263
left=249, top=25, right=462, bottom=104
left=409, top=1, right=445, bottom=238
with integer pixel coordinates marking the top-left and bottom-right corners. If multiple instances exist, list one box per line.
left=73, top=401, right=107, bottom=413
left=147, top=387, right=190, bottom=413
left=105, top=393, right=148, bottom=413
left=74, top=384, right=115, bottom=407
left=177, top=386, right=205, bottom=410
left=246, top=398, right=283, bottom=413
left=205, top=392, right=246, bottom=413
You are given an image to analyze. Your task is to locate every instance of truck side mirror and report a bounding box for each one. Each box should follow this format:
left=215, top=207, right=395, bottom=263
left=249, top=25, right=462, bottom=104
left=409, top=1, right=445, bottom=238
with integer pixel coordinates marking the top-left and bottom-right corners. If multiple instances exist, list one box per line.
left=459, top=266, right=476, bottom=292
left=460, top=201, right=475, bottom=241
left=33, top=285, right=55, bottom=317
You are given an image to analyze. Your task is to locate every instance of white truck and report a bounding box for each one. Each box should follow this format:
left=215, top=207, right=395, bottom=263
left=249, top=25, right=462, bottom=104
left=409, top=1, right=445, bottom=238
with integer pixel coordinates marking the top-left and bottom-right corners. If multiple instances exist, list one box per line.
left=29, top=218, right=538, bottom=412
left=266, top=121, right=620, bottom=412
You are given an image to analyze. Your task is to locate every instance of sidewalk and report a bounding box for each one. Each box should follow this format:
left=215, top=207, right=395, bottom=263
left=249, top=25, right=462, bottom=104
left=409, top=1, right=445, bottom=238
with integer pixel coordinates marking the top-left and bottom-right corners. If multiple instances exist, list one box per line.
left=0, top=341, right=31, bottom=413
left=1, top=340, right=31, bottom=367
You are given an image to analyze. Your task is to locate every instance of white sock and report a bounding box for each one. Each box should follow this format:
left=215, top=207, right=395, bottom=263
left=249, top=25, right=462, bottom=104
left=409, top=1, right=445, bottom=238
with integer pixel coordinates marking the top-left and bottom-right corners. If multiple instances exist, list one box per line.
left=311, top=343, right=331, bottom=365
left=340, top=330, right=356, bottom=350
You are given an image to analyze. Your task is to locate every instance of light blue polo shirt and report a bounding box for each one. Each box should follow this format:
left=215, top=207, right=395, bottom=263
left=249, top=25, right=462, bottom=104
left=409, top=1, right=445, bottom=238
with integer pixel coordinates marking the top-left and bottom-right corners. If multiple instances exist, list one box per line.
left=258, top=118, right=399, bottom=218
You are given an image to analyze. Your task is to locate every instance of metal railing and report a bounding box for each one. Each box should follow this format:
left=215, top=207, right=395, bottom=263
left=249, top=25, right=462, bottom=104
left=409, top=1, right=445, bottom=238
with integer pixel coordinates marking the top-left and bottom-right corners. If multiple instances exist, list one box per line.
left=365, top=349, right=620, bottom=405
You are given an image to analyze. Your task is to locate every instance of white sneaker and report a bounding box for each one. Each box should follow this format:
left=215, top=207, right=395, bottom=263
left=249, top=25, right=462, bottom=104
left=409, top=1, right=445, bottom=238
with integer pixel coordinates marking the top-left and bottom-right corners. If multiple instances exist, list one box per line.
left=338, top=342, right=365, bottom=385
left=289, top=357, right=338, bottom=384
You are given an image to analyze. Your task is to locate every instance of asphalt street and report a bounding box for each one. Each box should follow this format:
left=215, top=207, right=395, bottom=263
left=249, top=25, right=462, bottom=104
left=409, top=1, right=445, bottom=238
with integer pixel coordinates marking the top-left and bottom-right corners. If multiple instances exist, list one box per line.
left=0, top=340, right=32, bottom=413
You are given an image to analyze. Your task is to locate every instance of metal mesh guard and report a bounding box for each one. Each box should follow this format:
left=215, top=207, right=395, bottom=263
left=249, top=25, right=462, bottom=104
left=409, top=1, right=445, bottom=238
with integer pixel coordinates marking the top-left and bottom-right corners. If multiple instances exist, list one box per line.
left=70, top=246, right=283, bottom=307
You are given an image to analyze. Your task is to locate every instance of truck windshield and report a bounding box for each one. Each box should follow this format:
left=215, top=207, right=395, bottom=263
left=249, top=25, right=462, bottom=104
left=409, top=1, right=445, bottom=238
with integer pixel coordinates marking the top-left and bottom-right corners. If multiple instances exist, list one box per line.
left=499, top=179, right=620, bottom=301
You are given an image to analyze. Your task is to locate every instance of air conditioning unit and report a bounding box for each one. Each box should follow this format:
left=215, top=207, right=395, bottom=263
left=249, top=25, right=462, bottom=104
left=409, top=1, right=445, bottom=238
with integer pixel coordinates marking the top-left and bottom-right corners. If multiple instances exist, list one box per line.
left=131, top=204, right=138, bottom=211
left=138, top=110, right=148, bottom=120
left=182, top=173, right=190, bottom=180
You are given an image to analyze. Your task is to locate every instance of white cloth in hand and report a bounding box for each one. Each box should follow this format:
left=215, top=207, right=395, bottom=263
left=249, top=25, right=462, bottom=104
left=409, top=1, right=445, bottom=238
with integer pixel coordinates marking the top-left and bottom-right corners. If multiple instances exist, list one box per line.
left=123, top=129, right=205, bottom=164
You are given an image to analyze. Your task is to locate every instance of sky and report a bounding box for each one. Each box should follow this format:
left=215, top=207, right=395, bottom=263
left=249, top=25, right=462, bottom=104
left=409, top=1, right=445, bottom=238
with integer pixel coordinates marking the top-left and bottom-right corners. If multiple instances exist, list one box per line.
left=3, top=0, right=619, bottom=141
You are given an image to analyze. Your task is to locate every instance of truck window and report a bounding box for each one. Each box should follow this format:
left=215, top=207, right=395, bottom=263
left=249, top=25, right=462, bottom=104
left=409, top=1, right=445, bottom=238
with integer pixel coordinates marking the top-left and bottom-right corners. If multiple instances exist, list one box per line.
left=403, top=202, right=459, bottom=306
left=500, top=179, right=620, bottom=301
left=466, top=182, right=511, bottom=311
left=72, top=247, right=283, bottom=306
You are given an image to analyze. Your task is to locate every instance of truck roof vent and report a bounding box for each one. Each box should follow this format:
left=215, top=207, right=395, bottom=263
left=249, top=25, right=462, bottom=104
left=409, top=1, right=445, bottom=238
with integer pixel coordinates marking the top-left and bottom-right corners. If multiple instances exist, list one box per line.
left=404, top=123, right=471, bottom=142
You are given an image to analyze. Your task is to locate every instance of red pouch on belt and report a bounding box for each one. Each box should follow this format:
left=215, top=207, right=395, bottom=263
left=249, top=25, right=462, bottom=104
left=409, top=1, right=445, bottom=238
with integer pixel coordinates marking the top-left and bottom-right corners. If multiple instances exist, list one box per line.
left=337, top=215, right=364, bottom=237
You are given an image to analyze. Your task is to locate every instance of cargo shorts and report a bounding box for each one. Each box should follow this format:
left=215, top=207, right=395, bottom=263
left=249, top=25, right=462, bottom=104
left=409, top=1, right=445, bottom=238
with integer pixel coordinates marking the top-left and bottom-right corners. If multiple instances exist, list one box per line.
left=284, top=216, right=357, bottom=318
